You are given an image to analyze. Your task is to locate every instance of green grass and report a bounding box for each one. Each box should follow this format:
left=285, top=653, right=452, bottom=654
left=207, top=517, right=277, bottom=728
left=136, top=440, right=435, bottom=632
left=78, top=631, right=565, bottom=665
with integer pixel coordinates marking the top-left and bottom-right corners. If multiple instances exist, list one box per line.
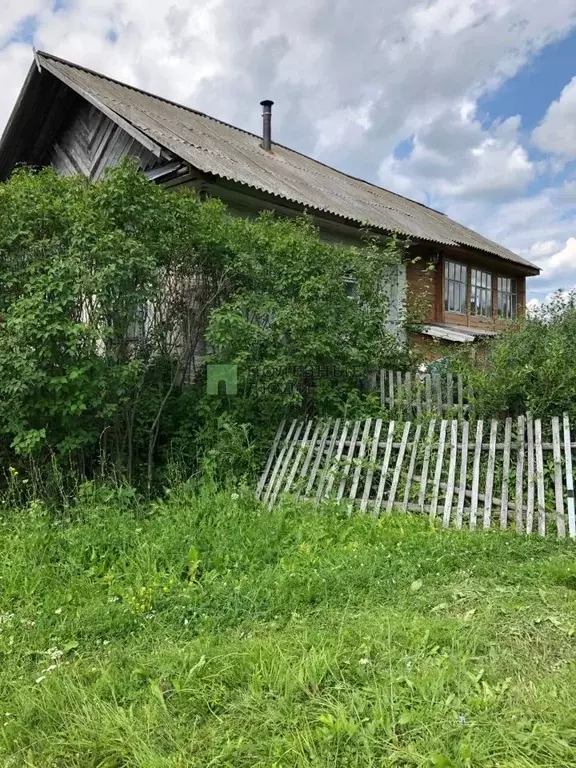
left=1, top=485, right=576, bottom=766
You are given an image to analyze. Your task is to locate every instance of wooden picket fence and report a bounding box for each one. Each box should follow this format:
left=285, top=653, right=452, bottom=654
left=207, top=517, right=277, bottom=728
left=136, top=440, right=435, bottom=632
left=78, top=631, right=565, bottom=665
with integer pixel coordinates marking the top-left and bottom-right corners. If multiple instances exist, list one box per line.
left=257, top=414, right=576, bottom=538
left=379, top=370, right=471, bottom=417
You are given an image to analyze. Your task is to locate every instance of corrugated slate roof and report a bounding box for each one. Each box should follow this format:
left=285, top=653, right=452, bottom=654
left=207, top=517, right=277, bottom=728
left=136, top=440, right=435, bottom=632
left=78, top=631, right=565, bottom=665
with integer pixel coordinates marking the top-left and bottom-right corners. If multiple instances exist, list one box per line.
left=27, top=52, right=538, bottom=271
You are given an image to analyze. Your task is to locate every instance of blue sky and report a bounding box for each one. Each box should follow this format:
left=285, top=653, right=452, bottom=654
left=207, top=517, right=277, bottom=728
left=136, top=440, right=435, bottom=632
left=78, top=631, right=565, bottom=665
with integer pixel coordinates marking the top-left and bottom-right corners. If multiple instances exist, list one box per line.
left=1, top=0, right=576, bottom=305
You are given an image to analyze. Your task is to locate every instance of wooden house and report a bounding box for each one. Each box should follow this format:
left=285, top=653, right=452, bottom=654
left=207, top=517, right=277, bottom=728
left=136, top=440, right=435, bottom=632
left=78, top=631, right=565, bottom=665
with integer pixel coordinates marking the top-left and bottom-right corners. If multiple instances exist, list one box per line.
left=0, top=51, right=540, bottom=352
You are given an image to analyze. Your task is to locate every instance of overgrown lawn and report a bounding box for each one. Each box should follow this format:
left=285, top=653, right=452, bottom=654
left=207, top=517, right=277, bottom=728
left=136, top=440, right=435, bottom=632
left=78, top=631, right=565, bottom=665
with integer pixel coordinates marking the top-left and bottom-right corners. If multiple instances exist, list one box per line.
left=1, top=486, right=575, bottom=766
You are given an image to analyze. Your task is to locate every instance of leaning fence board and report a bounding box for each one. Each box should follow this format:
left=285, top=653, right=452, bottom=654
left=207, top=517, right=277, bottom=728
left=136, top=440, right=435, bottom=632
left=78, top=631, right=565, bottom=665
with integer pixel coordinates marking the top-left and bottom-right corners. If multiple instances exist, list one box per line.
left=483, top=419, right=498, bottom=530
left=551, top=417, right=566, bottom=538
left=469, top=420, right=484, bottom=531
left=256, top=420, right=286, bottom=499
left=500, top=418, right=512, bottom=530
left=515, top=415, right=525, bottom=533
left=442, top=420, right=458, bottom=528
left=563, top=413, right=576, bottom=539
left=268, top=421, right=303, bottom=508
left=418, top=419, right=437, bottom=512
left=534, top=418, right=546, bottom=537
left=373, top=421, right=396, bottom=518
left=455, top=420, right=469, bottom=530
left=263, top=420, right=297, bottom=505
left=348, top=419, right=372, bottom=513
left=305, top=421, right=332, bottom=499
left=296, top=421, right=323, bottom=501
left=386, top=422, right=411, bottom=514
left=429, top=420, right=447, bottom=521
left=315, top=419, right=342, bottom=504
left=526, top=414, right=535, bottom=535
left=322, top=421, right=349, bottom=500
left=284, top=421, right=313, bottom=495
left=403, top=423, right=422, bottom=511
left=360, top=419, right=383, bottom=513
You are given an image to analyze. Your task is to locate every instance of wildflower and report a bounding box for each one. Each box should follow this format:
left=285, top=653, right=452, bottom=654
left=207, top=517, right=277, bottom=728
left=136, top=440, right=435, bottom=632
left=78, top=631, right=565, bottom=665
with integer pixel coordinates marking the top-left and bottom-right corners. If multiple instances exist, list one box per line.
left=231, top=492, right=239, bottom=500
left=54, top=607, right=63, bottom=615
left=0, top=613, right=14, bottom=624
left=8, top=466, right=18, bottom=477
left=42, top=665, right=57, bottom=673
left=359, top=658, right=370, bottom=666
left=459, top=713, right=466, bottom=725
left=35, top=676, right=46, bottom=684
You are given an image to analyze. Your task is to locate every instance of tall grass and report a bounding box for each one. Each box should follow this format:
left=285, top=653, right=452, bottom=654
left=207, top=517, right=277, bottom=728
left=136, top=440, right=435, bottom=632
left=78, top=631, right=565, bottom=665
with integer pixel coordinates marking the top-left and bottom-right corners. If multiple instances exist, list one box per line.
left=1, top=484, right=575, bottom=766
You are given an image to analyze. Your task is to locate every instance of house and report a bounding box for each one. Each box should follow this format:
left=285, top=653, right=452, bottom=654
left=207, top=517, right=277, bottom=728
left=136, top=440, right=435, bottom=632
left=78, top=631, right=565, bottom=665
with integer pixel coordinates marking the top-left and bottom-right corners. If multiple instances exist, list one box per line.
left=0, top=51, right=540, bottom=352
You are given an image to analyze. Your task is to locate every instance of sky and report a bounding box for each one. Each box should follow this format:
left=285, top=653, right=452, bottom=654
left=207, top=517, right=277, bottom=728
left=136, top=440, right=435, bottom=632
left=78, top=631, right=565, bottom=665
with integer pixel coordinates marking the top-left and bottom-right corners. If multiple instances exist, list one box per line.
left=1, top=0, right=576, bottom=304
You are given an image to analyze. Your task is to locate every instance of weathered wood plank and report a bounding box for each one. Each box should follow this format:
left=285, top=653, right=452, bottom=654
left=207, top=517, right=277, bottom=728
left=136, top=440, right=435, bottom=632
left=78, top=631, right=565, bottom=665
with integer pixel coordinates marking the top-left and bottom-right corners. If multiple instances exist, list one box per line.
left=348, top=419, right=372, bottom=513
left=373, top=421, right=396, bottom=518
left=256, top=420, right=286, bottom=499
left=296, top=422, right=323, bottom=501
left=336, top=420, right=361, bottom=502
left=515, top=415, right=525, bottom=533
left=429, top=419, right=447, bottom=522
left=322, top=421, right=349, bottom=500
left=500, top=418, right=512, bottom=530
left=483, top=419, right=498, bottom=530
left=360, top=418, right=383, bottom=513
left=268, top=421, right=304, bottom=508
left=425, top=374, right=432, bottom=413
left=305, top=421, right=332, bottom=499
left=526, top=413, right=535, bottom=534
left=551, top=416, right=566, bottom=538
left=402, top=423, right=422, bottom=511
left=284, top=421, right=313, bottom=495
left=418, top=419, right=437, bottom=512
left=442, top=420, right=458, bottom=528
left=455, top=420, right=469, bottom=529
left=563, top=413, right=576, bottom=539
left=315, top=419, right=342, bottom=504
left=386, top=422, right=411, bottom=514
left=534, top=418, right=546, bottom=536
left=469, top=420, right=484, bottom=531
left=263, top=420, right=297, bottom=505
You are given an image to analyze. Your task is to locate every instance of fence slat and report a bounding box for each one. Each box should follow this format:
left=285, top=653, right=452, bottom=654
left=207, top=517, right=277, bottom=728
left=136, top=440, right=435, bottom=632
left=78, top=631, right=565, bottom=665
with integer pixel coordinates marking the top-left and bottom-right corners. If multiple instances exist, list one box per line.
left=296, top=421, right=323, bottom=501
left=500, top=418, right=512, bottom=530
left=284, top=421, right=313, bottom=495
left=348, top=418, right=372, bottom=513
left=470, top=420, right=484, bottom=531
left=526, top=413, right=535, bottom=534
left=434, top=374, right=443, bottom=414
left=403, top=423, right=422, bottom=511
left=563, top=413, right=576, bottom=539
left=534, top=418, right=546, bottom=536
left=442, top=419, right=458, bottom=528
left=380, top=370, right=386, bottom=407
left=455, top=420, right=469, bottom=529
left=386, top=422, right=411, bottom=514
left=315, top=419, right=342, bottom=504
left=360, top=418, right=383, bottom=513
left=336, top=421, right=361, bottom=502
left=551, top=416, right=566, bottom=538
left=304, top=421, right=332, bottom=499
left=389, top=371, right=395, bottom=412
left=446, top=373, right=454, bottom=410
left=322, top=421, right=348, bottom=500
left=256, top=420, right=286, bottom=500
left=429, top=419, right=447, bottom=521
left=268, top=421, right=304, bottom=508
left=457, top=375, right=464, bottom=416
left=483, top=419, right=498, bottom=530
left=425, top=375, right=432, bottom=413
left=405, top=372, right=413, bottom=419
left=418, top=419, right=437, bottom=512
left=374, top=421, right=396, bottom=518
left=264, top=420, right=298, bottom=505
left=515, top=415, right=525, bottom=533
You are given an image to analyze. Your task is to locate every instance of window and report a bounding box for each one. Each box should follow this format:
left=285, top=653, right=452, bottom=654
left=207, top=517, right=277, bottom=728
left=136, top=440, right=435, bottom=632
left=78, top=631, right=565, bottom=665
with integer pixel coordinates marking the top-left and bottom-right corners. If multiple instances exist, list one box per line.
left=344, top=276, right=357, bottom=298
left=498, top=277, right=517, bottom=319
left=471, top=269, right=492, bottom=317
left=444, top=260, right=467, bottom=314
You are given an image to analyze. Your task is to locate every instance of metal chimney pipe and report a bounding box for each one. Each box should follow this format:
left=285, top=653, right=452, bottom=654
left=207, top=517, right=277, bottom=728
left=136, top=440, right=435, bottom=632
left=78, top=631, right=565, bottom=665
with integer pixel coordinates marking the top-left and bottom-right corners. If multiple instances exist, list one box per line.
left=260, top=100, right=274, bottom=150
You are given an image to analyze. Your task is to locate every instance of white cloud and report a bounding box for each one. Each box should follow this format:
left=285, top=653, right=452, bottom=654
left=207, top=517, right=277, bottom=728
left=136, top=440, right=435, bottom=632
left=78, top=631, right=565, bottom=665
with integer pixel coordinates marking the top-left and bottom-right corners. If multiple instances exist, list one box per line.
left=1, top=0, right=576, bottom=303
left=532, top=76, right=576, bottom=159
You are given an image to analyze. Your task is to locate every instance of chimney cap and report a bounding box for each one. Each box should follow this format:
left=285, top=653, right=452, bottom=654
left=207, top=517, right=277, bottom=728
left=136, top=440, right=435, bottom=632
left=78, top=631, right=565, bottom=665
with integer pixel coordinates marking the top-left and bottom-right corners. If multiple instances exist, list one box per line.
left=260, top=99, right=274, bottom=107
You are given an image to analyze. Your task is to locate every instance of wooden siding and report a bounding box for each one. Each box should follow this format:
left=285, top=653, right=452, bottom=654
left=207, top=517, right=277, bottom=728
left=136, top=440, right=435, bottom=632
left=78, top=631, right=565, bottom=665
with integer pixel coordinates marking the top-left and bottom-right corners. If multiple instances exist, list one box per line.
left=49, top=101, right=161, bottom=180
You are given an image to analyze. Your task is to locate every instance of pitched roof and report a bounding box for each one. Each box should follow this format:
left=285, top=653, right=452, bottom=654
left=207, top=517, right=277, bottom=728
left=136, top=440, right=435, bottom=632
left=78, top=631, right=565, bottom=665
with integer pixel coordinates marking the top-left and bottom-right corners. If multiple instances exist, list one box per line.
left=1, top=51, right=539, bottom=272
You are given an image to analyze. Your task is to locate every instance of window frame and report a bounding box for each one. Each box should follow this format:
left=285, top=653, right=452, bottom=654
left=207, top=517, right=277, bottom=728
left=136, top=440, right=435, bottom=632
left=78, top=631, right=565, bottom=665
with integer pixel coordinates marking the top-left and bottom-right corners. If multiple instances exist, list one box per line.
left=444, top=259, right=468, bottom=315
left=497, top=276, right=518, bottom=319
left=470, top=268, right=493, bottom=318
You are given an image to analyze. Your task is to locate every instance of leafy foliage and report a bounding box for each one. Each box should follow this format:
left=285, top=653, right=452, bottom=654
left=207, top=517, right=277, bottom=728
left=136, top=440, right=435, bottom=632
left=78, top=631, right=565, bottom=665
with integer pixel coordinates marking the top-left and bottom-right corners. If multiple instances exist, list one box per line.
left=452, top=291, right=576, bottom=419
left=0, top=161, right=410, bottom=486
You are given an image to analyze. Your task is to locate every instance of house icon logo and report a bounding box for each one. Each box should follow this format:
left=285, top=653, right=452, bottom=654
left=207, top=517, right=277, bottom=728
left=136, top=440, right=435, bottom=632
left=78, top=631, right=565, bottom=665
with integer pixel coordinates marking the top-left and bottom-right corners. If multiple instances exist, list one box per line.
left=206, top=364, right=238, bottom=395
